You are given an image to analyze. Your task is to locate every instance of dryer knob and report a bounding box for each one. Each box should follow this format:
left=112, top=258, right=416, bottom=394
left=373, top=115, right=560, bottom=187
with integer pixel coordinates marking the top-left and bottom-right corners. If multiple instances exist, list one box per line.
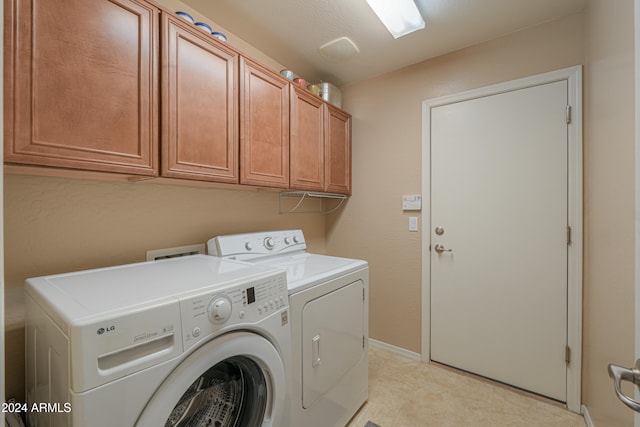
left=208, top=296, right=232, bottom=324
left=264, top=237, right=275, bottom=250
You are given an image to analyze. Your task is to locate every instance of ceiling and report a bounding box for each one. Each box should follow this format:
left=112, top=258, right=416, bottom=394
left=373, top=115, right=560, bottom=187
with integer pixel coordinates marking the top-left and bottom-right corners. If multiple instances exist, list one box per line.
left=182, top=0, right=585, bottom=87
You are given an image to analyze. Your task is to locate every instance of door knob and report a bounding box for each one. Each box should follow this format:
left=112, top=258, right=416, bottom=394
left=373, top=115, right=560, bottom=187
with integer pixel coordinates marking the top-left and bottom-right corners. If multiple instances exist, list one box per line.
left=434, top=244, right=452, bottom=254
left=608, top=360, right=640, bottom=412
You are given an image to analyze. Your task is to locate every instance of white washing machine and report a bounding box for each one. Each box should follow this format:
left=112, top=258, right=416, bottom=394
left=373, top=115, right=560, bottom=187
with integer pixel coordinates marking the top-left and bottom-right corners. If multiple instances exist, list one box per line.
left=208, top=230, right=369, bottom=427
left=24, top=254, right=291, bottom=427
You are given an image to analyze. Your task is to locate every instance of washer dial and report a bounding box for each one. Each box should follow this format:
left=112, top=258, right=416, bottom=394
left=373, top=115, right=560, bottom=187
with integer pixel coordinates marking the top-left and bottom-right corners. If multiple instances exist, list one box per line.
left=207, top=295, right=232, bottom=324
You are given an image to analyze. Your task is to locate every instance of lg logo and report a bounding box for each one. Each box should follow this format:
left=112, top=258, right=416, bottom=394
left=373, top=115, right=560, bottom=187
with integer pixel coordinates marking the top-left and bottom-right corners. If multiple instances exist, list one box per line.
left=97, top=325, right=115, bottom=335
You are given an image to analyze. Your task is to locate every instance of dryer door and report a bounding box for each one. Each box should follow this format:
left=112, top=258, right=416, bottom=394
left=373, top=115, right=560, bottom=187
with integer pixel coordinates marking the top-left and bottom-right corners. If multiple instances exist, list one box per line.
left=302, top=279, right=365, bottom=409
left=136, top=331, right=286, bottom=427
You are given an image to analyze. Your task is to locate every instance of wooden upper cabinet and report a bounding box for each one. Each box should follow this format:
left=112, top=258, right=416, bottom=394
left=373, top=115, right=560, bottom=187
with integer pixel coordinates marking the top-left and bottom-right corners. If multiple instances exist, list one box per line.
left=4, top=0, right=159, bottom=175
left=4, top=0, right=353, bottom=194
left=239, top=57, right=290, bottom=188
left=161, top=13, right=238, bottom=183
left=290, top=86, right=325, bottom=192
left=325, top=104, right=352, bottom=195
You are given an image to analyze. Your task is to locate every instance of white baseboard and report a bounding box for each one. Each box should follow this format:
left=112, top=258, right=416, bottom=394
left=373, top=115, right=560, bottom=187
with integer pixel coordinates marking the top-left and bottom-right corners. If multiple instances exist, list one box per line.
left=368, top=338, right=422, bottom=361
left=582, top=405, right=594, bottom=427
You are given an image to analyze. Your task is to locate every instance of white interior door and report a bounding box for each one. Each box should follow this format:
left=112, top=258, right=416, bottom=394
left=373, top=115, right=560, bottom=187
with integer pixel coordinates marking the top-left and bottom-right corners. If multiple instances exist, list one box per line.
left=430, top=80, right=569, bottom=401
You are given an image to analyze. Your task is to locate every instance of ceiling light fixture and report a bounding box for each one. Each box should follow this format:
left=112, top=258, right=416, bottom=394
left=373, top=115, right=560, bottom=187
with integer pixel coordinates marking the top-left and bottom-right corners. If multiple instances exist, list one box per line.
left=366, top=0, right=425, bottom=39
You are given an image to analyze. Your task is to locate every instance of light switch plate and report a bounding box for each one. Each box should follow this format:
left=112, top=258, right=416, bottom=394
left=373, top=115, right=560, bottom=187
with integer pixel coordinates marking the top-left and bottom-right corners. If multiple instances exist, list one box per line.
left=409, top=217, right=419, bottom=231
left=402, top=195, right=422, bottom=211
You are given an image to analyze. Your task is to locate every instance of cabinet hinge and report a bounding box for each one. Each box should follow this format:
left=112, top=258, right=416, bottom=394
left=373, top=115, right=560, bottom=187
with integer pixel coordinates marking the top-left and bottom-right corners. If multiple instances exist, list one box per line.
left=567, top=226, right=572, bottom=246
left=566, top=105, right=572, bottom=124
left=566, top=345, right=571, bottom=365
left=363, top=287, right=365, bottom=301
left=363, top=336, right=365, bottom=348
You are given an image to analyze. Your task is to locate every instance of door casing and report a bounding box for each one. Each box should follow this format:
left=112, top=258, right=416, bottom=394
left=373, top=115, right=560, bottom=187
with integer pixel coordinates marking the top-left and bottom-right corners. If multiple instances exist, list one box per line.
left=420, top=65, right=583, bottom=413
left=634, top=1, right=640, bottom=425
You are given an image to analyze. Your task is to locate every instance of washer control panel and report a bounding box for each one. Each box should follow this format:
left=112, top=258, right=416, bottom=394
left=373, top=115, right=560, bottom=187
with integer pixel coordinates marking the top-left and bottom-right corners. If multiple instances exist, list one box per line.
left=180, top=271, right=288, bottom=349
left=208, top=229, right=306, bottom=260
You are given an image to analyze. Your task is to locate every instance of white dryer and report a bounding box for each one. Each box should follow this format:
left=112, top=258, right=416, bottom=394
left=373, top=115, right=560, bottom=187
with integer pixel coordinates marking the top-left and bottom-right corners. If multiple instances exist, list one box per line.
left=24, top=255, right=291, bottom=427
left=208, top=230, right=369, bottom=427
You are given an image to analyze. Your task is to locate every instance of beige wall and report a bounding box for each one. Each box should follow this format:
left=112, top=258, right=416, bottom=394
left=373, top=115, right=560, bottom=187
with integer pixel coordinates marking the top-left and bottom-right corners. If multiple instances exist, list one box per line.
left=2, top=0, right=324, bottom=401
left=4, top=1, right=637, bottom=425
left=328, top=11, right=586, bottom=354
left=327, top=6, right=634, bottom=426
left=582, top=0, right=635, bottom=426
left=4, top=175, right=327, bottom=400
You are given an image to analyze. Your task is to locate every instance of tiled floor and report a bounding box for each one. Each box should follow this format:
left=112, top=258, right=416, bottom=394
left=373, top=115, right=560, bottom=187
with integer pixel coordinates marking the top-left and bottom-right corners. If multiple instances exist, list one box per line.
left=347, top=346, right=586, bottom=427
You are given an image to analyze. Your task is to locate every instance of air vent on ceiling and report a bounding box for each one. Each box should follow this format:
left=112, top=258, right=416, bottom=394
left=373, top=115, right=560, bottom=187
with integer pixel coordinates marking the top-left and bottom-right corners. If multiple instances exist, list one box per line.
left=318, top=37, right=360, bottom=62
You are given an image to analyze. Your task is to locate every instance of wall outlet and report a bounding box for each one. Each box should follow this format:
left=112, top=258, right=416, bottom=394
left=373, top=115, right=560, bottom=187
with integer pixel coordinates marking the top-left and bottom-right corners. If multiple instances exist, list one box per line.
left=146, top=244, right=206, bottom=261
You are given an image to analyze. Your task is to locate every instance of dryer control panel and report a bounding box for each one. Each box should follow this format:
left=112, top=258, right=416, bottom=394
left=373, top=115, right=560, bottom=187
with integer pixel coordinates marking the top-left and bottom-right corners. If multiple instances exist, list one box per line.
left=208, top=229, right=306, bottom=260
left=180, top=271, right=288, bottom=350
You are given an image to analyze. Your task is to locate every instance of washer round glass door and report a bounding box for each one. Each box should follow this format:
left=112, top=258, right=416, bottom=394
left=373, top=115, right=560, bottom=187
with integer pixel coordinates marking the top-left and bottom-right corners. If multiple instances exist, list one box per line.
left=136, top=332, right=287, bottom=427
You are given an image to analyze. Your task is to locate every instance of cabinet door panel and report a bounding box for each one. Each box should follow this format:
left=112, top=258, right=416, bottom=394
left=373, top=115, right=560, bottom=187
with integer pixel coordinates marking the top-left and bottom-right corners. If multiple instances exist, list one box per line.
left=239, top=58, right=289, bottom=188
left=325, top=105, right=352, bottom=195
left=5, top=0, right=158, bottom=175
left=162, top=15, right=238, bottom=182
left=290, top=87, right=324, bottom=192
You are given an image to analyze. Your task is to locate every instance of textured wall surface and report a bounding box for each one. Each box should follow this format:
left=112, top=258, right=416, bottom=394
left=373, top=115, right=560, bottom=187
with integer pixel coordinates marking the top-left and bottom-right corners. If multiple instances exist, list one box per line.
left=5, top=2, right=636, bottom=426
left=329, top=4, right=635, bottom=425
left=582, top=0, right=635, bottom=425
left=4, top=174, right=326, bottom=399
left=328, top=12, right=586, bottom=355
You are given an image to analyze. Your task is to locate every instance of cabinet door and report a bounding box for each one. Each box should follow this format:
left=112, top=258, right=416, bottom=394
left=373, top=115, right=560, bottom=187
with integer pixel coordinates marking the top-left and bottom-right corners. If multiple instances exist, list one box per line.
left=324, top=105, right=352, bottom=195
left=4, top=0, right=158, bottom=175
left=290, top=87, right=324, bottom=192
left=161, top=14, right=238, bottom=183
left=239, top=57, right=290, bottom=188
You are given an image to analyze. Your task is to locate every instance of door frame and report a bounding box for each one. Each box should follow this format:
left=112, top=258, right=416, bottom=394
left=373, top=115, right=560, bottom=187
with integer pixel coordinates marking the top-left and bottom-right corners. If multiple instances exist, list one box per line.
left=1, top=0, right=5, bottom=422
left=420, top=66, right=583, bottom=413
left=634, top=1, right=640, bottom=425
